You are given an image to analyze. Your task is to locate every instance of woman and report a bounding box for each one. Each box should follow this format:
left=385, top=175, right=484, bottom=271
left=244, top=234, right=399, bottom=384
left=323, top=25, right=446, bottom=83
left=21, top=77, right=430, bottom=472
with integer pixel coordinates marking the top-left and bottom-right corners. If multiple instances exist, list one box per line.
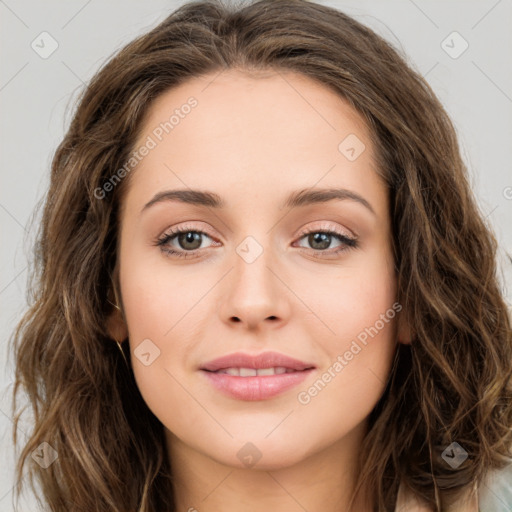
left=11, top=0, right=512, bottom=510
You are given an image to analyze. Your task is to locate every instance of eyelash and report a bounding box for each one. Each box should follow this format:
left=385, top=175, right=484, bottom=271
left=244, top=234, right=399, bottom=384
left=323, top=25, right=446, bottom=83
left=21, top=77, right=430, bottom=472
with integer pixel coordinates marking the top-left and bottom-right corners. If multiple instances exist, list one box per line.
left=155, top=223, right=359, bottom=260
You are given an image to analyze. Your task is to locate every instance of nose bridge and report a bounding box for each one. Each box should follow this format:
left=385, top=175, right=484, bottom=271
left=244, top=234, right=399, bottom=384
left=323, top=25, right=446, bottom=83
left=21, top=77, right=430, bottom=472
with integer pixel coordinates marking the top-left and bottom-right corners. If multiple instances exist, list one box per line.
left=221, top=232, right=289, bottom=328
left=233, top=232, right=279, bottom=300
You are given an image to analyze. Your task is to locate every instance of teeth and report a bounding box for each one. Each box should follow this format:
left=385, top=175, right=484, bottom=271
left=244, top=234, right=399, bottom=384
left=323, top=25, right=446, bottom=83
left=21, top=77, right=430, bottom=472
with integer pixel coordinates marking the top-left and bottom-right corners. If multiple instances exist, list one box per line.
left=257, top=367, right=276, bottom=376
left=216, top=367, right=295, bottom=376
left=239, top=368, right=257, bottom=377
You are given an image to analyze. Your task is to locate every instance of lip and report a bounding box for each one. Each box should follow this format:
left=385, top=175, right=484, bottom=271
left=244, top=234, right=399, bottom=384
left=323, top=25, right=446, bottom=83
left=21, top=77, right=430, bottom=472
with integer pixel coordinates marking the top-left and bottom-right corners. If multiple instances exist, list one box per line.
left=200, top=351, right=316, bottom=401
left=200, top=351, right=315, bottom=372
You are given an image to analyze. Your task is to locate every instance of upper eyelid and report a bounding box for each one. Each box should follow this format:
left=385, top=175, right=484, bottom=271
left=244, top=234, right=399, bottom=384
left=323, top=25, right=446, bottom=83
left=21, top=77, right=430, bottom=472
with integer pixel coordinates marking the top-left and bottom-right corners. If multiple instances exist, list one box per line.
left=297, top=223, right=355, bottom=238
left=160, top=221, right=356, bottom=240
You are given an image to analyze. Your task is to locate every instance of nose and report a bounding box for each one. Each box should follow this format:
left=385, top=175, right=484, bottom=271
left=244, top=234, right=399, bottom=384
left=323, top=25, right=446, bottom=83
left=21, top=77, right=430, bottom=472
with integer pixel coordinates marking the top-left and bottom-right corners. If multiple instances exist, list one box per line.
left=218, top=244, right=291, bottom=332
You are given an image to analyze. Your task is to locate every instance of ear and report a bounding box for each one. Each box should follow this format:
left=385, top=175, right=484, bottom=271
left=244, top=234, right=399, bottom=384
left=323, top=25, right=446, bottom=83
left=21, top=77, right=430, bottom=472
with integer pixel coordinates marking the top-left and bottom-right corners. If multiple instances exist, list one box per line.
left=396, top=309, right=414, bottom=345
left=106, top=305, right=128, bottom=343
left=105, top=266, right=128, bottom=343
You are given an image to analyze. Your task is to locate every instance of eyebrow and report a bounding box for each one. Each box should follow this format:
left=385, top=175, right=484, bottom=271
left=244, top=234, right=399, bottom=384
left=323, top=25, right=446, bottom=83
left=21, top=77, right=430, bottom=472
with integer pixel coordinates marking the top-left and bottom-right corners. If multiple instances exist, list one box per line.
left=141, top=187, right=376, bottom=216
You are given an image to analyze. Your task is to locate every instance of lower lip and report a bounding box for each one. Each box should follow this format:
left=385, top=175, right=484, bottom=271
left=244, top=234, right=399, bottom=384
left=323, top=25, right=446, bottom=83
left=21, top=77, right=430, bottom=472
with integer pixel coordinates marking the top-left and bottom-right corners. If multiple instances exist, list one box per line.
left=201, top=369, right=315, bottom=401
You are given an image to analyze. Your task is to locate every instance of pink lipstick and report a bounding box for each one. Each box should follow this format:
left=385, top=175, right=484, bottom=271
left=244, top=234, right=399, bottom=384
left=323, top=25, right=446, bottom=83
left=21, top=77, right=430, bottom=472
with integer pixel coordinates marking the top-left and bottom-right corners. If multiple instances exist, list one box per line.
left=200, top=351, right=316, bottom=401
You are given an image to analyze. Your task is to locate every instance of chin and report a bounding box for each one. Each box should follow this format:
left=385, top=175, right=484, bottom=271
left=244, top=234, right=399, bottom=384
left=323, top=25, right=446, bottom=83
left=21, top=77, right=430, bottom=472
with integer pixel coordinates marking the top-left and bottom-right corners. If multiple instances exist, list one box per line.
left=207, top=438, right=314, bottom=472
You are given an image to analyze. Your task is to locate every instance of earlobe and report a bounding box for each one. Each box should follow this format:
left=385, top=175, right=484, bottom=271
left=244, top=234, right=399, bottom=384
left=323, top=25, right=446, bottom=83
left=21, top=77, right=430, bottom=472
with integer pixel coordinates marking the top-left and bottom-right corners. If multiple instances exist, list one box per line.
left=106, top=268, right=128, bottom=343
left=106, top=304, right=128, bottom=343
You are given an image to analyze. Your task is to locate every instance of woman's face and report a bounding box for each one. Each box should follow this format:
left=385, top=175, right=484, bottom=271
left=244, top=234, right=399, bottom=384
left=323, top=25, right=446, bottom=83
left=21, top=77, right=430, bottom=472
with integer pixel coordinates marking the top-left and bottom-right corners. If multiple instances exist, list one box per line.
left=112, top=68, right=405, bottom=470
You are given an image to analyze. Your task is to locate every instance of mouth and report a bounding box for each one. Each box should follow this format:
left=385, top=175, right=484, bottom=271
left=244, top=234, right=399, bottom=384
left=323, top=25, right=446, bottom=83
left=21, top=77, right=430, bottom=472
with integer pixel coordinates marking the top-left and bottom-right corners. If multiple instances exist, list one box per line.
left=201, top=365, right=315, bottom=401
left=204, top=366, right=313, bottom=376
left=199, top=351, right=316, bottom=400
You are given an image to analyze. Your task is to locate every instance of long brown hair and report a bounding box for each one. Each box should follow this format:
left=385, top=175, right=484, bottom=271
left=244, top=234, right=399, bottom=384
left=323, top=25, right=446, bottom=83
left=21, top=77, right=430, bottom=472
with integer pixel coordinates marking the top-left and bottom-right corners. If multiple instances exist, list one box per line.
left=11, top=0, right=512, bottom=510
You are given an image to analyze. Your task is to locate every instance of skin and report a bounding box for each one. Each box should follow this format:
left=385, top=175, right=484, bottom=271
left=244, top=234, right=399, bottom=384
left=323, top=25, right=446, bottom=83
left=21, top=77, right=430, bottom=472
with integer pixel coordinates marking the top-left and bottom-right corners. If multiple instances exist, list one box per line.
left=107, top=68, right=412, bottom=512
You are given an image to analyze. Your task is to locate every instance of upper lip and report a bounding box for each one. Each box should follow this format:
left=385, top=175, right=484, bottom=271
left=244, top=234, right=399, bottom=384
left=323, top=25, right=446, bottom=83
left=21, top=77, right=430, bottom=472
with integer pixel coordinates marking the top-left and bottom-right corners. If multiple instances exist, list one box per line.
left=200, top=351, right=315, bottom=372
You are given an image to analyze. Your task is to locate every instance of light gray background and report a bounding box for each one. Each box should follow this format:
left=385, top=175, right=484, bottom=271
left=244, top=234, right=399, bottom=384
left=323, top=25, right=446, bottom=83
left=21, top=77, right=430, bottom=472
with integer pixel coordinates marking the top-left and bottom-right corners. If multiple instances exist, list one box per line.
left=1, top=0, right=511, bottom=510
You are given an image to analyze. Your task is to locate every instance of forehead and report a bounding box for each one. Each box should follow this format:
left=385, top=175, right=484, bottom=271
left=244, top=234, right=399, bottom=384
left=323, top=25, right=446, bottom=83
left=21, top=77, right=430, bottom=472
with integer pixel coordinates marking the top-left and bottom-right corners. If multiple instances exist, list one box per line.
left=137, top=68, right=371, bottom=150
left=121, top=68, right=385, bottom=217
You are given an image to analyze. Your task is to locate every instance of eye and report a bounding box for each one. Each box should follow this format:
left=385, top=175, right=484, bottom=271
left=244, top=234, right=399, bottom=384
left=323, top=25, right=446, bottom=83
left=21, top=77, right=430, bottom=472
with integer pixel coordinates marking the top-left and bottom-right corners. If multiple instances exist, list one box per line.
left=293, top=225, right=358, bottom=259
left=155, top=223, right=358, bottom=259
left=155, top=223, right=218, bottom=259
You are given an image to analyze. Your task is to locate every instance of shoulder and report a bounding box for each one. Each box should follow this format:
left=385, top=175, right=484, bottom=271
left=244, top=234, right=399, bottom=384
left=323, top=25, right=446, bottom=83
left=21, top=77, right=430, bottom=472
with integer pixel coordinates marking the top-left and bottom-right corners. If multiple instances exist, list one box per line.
left=479, top=464, right=512, bottom=512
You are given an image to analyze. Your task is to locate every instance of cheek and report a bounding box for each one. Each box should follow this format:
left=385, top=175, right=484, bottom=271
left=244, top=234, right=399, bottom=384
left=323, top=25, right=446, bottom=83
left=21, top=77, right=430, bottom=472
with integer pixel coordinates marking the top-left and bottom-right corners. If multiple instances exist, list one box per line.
left=305, top=245, right=397, bottom=351
left=118, top=248, right=191, bottom=415
left=119, top=240, right=205, bottom=345
left=297, top=246, right=398, bottom=411
left=292, top=305, right=398, bottom=457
